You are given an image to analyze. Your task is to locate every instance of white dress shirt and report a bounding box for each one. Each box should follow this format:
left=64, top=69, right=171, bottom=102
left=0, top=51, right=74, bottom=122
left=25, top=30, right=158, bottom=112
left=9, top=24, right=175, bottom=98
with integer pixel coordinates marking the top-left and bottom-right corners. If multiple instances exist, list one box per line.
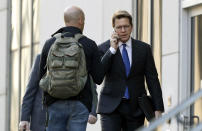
left=109, top=37, right=132, bottom=66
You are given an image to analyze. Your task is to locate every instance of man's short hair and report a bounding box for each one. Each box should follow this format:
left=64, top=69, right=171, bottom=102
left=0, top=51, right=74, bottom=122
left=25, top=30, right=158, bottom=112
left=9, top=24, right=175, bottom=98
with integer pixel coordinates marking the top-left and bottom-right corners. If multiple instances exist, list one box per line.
left=112, top=10, right=133, bottom=27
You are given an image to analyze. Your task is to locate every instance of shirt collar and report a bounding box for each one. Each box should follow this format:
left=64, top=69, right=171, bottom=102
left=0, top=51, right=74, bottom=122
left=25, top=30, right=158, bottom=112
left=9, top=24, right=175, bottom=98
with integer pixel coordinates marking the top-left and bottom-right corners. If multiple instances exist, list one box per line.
left=118, top=37, right=132, bottom=48
left=51, top=26, right=82, bottom=37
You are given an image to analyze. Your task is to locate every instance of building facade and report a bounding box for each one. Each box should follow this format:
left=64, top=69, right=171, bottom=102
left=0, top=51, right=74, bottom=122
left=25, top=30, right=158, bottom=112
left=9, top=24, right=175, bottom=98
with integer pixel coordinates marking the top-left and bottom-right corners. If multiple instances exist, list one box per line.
left=0, top=0, right=201, bottom=131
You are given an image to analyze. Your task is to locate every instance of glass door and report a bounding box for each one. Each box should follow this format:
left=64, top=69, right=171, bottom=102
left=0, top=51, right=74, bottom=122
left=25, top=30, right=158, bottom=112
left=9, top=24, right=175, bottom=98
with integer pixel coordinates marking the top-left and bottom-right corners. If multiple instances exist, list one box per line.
left=190, top=14, right=202, bottom=127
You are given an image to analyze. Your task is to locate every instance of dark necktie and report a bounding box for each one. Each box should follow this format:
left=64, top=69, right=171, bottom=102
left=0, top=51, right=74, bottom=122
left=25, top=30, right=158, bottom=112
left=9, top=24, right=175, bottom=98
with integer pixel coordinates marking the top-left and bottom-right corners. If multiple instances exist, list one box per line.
left=122, top=44, right=130, bottom=99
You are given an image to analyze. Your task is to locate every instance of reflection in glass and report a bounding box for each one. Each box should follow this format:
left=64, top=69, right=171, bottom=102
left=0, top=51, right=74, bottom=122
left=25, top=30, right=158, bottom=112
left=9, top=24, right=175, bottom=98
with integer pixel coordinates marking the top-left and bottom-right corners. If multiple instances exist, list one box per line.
left=137, top=0, right=150, bottom=43
left=11, top=0, right=20, bottom=50
left=10, top=51, right=20, bottom=131
left=136, top=0, right=162, bottom=81
left=151, top=0, right=162, bottom=82
left=21, top=0, right=32, bottom=46
left=191, top=14, right=202, bottom=125
left=33, top=0, right=40, bottom=43
left=20, top=47, right=31, bottom=101
left=9, top=0, right=40, bottom=130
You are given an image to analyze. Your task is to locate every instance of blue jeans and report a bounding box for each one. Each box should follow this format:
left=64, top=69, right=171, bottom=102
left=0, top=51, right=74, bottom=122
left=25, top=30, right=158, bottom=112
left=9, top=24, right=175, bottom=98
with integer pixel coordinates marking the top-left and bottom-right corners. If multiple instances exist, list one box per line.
left=47, top=100, right=89, bottom=131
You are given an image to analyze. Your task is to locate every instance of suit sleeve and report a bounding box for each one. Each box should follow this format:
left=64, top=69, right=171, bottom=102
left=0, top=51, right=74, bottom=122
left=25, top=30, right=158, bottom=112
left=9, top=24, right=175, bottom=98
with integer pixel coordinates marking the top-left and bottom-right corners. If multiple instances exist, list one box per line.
left=89, top=42, right=105, bottom=85
left=98, top=41, right=114, bottom=76
left=144, top=45, right=164, bottom=112
left=89, top=82, right=98, bottom=117
left=20, top=55, right=41, bottom=121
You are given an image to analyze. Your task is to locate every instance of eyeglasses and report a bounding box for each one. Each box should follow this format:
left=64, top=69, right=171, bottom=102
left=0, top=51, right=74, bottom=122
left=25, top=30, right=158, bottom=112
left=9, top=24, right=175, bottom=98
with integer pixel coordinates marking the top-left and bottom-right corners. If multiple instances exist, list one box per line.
left=114, top=25, right=131, bottom=31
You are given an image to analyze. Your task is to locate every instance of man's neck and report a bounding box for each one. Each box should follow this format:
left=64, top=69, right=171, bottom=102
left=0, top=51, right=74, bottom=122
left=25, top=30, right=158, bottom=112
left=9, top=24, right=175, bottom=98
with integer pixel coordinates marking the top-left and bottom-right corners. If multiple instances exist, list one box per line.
left=65, top=23, right=82, bottom=31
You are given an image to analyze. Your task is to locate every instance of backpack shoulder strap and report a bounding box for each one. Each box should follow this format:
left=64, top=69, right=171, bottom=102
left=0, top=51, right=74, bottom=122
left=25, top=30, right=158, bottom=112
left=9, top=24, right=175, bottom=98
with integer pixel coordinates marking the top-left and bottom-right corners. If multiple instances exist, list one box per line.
left=53, top=32, right=72, bottom=39
left=53, top=33, right=62, bottom=39
left=74, top=33, right=84, bottom=41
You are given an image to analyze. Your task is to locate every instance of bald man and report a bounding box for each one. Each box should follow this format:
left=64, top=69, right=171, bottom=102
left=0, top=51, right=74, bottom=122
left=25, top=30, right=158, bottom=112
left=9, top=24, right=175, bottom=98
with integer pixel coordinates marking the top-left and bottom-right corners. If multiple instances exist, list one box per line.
left=39, top=6, right=104, bottom=131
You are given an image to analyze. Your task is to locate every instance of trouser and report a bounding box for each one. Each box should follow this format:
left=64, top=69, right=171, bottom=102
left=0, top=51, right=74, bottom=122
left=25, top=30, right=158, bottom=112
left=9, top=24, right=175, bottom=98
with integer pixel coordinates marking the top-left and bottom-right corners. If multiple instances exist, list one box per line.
left=46, top=100, right=89, bottom=131
left=100, top=99, right=145, bottom=131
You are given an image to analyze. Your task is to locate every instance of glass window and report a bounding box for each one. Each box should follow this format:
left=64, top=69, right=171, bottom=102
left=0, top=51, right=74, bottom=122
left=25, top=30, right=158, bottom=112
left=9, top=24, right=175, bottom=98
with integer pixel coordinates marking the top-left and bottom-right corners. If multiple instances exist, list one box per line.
left=136, top=0, right=162, bottom=80
left=11, top=0, right=20, bottom=50
left=191, top=14, right=202, bottom=125
left=20, top=47, right=31, bottom=101
left=10, top=0, right=21, bottom=130
left=21, top=0, right=32, bottom=46
left=137, top=0, right=151, bottom=43
left=33, top=0, right=40, bottom=44
left=10, top=51, right=20, bottom=131
left=151, top=0, right=162, bottom=81
left=9, top=0, right=40, bottom=130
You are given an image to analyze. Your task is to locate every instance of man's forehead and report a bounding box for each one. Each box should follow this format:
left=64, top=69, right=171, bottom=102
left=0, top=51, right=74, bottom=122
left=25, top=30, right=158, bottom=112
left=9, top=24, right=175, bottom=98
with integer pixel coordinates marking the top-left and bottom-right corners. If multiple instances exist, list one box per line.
left=114, top=18, right=130, bottom=24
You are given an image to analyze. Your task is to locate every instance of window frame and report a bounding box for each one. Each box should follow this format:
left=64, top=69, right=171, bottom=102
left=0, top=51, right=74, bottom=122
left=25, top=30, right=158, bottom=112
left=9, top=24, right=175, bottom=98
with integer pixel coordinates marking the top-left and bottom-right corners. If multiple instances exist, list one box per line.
left=179, top=2, right=202, bottom=130
left=7, top=0, right=40, bottom=130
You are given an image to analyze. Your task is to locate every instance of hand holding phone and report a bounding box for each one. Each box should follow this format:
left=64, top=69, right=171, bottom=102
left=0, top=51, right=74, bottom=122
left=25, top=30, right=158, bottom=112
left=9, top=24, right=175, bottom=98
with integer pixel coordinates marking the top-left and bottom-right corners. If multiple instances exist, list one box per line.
left=110, top=31, right=119, bottom=50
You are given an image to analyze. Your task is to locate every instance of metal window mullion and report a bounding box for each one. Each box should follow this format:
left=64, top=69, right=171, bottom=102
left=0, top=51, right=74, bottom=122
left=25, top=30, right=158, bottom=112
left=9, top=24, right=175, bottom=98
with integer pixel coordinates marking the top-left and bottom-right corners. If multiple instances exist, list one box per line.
left=138, top=0, right=142, bottom=41
left=136, top=0, right=138, bottom=39
left=31, top=0, right=34, bottom=65
left=132, top=0, right=138, bottom=39
left=150, top=0, right=154, bottom=49
left=190, top=17, right=196, bottom=122
left=7, top=0, right=12, bottom=130
left=18, top=0, right=23, bottom=124
left=160, top=0, right=162, bottom=79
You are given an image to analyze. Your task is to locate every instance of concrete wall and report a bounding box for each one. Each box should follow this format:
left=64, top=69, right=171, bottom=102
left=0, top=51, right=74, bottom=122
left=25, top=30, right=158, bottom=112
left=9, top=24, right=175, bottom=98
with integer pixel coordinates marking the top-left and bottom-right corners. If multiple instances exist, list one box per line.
left=0, top=0, right=8, bottom=130
left=40, top=0, right=103, bottom=48
left=39, top=0, right=132, bottom=47
left=162, top=0, right=180, bottom=130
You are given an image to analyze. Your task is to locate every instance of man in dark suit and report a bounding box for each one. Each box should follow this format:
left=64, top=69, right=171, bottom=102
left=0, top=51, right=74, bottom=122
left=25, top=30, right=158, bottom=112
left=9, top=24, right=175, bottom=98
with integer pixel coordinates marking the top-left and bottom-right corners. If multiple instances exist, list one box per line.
left=97, top=10, right=164, bottom=131
left=19, top=54, right=46, bottom=131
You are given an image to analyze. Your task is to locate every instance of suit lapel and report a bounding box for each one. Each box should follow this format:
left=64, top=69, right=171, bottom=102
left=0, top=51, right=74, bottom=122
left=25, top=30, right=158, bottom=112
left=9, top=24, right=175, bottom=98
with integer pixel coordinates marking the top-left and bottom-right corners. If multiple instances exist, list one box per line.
left=114, top=38, right=138, bottom=77
left=104, top=40, right=126, bottom=76
left=107, top=39, right=138, bottom=77
left=114, top=48, right=126, bottom=76
left=128, top=38, right=137, bottom=77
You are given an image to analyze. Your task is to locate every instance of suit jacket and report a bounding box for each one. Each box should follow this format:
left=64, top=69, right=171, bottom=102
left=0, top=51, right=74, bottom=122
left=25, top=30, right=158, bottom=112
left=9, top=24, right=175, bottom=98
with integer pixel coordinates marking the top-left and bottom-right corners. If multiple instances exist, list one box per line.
left=20, top=54, right=46, bottom=131
left=97, top=38, right=164, bottom=116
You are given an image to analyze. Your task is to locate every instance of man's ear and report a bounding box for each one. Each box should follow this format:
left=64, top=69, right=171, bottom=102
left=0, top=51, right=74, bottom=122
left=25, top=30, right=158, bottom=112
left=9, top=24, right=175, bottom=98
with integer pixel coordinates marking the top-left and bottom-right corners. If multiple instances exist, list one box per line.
left=78, top=16, right=84, bottom=25
left=79, top=19, right=82, bottom=25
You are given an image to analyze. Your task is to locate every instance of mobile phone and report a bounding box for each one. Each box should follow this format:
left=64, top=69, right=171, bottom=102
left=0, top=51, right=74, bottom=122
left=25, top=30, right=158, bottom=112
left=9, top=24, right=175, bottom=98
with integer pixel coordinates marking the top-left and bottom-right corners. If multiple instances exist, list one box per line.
left=113, top=30, right=120, bottom=42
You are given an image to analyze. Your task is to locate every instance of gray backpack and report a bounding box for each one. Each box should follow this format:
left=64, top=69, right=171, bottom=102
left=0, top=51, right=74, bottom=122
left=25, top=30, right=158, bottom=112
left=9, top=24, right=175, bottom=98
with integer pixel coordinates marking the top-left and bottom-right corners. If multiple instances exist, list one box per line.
left=39, top=33, right=87, bottom=99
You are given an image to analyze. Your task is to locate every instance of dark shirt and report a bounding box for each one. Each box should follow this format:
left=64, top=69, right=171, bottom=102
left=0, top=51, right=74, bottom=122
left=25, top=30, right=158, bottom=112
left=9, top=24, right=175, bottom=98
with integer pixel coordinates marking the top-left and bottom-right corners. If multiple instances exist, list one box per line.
left=39, top=26, right=104, bottom=111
